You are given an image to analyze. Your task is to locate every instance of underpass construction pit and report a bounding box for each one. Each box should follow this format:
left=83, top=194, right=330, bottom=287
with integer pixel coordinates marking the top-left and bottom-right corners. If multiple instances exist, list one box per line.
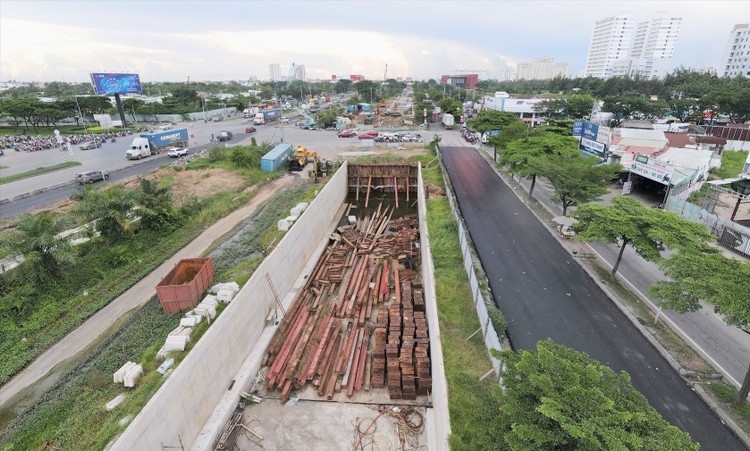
left=111, top=163, right=449, bottom=451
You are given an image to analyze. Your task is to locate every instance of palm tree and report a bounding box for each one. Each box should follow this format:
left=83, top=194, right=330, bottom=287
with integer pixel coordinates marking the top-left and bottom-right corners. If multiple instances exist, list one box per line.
left=0, top=211, right=75, bottom=283
left=74, top=185, right=136, bottom=243
left=135, top=178, right=176, bottom=230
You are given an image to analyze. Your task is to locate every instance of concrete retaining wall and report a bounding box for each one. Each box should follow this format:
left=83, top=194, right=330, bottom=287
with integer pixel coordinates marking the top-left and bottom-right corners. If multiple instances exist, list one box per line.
left=111, top=163, right=349, bottom=450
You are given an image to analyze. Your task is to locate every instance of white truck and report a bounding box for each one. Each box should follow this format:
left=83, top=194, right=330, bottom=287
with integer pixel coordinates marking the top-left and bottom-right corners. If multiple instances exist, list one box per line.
left=127, top=129, right=189, bottom=160
left=442, top=113, right=455, bottom=130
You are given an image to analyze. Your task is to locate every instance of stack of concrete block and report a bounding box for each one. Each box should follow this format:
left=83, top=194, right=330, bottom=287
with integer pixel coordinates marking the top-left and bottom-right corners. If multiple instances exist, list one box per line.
left=113, top=361, right=143, bottom=388
left=278, top=219, right=291, bottom=231
left=216, top=286, right=239, bottom=303
left=291, top=202, right=309, bottom=216
left=194, top=297, right=217, bottom=319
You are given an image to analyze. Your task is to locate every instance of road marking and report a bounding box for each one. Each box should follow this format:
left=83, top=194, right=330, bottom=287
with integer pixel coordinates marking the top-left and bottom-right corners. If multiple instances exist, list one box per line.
left=588, top=246, right=741, bottom=388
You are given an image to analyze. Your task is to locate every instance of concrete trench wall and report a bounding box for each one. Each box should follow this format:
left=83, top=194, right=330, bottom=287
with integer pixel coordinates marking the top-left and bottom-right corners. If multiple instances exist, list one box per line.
left=111, top=163, right=349, bottom=450
left=112, top=161, right=450, bottom=450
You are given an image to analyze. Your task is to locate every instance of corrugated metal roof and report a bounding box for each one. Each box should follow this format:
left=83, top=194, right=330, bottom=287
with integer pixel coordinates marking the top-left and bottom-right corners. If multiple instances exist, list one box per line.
left=618, top=128, right=667, bottom=140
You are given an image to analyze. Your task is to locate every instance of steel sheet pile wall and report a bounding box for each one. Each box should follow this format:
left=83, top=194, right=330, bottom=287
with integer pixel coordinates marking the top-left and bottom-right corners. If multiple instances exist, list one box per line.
left=112, top=163, right=349, bottom=450
left=417, top=164, right=451, bottom=450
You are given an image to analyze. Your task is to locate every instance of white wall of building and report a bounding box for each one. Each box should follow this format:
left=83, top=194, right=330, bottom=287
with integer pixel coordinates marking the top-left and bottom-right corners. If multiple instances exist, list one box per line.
left=516, top=58, right=568, bottom=80
left=722, top=23, right=750, bottom=78
left=583, top=14, right=635, bottom=78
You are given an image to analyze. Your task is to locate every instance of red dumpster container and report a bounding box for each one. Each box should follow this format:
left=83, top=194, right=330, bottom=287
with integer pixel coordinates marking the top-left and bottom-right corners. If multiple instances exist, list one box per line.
left=156, top=257, right=214, bottom=313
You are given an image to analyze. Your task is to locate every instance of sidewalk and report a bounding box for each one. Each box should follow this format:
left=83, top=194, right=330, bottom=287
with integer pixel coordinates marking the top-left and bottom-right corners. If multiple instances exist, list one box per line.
left=470, top=141, right=750, bottom=390
left=0, top=175, right=298, bottom=410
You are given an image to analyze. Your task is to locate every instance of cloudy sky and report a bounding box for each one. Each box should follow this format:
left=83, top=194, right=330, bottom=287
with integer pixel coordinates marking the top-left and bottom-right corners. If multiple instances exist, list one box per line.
left=1, top=0, right=748, bottom=83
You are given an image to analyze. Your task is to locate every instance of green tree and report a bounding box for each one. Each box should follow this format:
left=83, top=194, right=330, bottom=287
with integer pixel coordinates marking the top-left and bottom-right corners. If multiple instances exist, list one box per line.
left=535, top=94, right=596, bottom=119
left=602, top=96, right=667, bottom=127
left=573, top=196, right=714, bottom=277
left=73, top=186, right=136, bottom=243
left=501, top=133, right=579, bottom=198
left=169, top=87, right=199, bottom=106
left=76, top=96, right=113, bottom=115
left=487, top=121, right=537, bottom=162
left=0, top=211, right=75, bottom=285
left=334, top=79, right=353, bottom=93
left=714, top=76, right=750, bottom=124
left=494, top=340, right=699, bottom=450
left=122, top=98, right=145, bottom=122
left=134, top=178, right=177, bottom=231
left=317, top=109, right=338, bottom=128
left=650, top=250, right=750, bottom=401
left=535, top=155, right=621, bottom=216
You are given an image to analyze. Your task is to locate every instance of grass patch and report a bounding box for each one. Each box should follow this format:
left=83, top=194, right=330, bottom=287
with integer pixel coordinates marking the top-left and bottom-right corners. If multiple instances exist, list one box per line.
left=714, top=150, right=748, bottom=180
left=426, top=190, right=502, bottom=450
left=705, top=382, right=750, bottom=424
left=0, top=161, right=82, bottom=184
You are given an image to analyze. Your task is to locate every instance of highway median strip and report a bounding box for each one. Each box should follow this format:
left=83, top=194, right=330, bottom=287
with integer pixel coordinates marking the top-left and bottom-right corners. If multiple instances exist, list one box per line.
left=0, top=161, right=82, bottom=185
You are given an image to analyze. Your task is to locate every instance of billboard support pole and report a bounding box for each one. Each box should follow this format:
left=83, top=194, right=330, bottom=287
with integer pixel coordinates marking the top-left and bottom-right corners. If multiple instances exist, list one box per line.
left=114, top=94, right=128, bottom=128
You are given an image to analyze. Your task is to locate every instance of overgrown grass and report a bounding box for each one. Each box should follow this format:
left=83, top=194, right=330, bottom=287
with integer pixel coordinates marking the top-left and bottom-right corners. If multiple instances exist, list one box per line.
left=0, top=161, right=82, bottom=184
left=0, top=180, right=313, bottom=449
left=425, top=183, right=503, bottom=450
left=705, top=382, right=750, bottom=424
left=714, top=150, right=749, bottom=179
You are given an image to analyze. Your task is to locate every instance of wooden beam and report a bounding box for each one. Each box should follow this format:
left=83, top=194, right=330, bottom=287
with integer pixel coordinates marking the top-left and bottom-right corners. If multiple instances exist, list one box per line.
left=365, top=176, right=372, bottom=208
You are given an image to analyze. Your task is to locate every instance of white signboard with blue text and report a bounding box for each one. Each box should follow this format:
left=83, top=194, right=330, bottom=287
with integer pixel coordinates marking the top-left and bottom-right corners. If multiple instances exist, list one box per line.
left=630, top=153, right=675, bottom=185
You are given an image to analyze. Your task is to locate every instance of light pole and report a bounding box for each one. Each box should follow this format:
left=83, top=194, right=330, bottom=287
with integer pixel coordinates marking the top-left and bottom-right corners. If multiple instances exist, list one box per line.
left=74, top=96, right=88, bottom=135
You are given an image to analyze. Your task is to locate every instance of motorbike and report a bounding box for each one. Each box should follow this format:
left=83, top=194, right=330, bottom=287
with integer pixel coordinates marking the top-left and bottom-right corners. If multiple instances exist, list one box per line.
left=111, top=138, right=117, bottom=143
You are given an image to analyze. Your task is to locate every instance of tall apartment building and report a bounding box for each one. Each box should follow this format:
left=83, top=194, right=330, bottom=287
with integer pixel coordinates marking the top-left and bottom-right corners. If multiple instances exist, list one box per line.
left=584, top=13, right=681, bottom=79
left=615, top=14, right=682, bottom=79
left=269, top=63, right=281, bottom=82
left=515, top=58, right=568, bottom=80
left=722, top=23, right=750, bottom=77
left=583, top=14, right=635, bottom=78
left=294, top=64, right=306, bottom=81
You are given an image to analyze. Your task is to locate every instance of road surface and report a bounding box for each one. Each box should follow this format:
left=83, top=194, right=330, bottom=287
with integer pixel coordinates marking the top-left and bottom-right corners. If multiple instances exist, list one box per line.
left=440, top=145, right=743, bottom=449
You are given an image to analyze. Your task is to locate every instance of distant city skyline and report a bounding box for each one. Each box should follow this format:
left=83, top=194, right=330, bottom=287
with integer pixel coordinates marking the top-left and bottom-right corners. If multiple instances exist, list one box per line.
left=1, top=1, right=749, bottom=82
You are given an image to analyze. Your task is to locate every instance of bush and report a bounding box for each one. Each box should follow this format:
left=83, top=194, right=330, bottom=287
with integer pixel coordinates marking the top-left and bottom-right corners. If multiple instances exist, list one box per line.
left=486, top=303, right=507, bottom=337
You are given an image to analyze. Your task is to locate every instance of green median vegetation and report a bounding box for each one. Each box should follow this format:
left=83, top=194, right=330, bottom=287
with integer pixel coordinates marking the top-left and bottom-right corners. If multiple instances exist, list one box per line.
left=0, top=161, right=82, bottom=185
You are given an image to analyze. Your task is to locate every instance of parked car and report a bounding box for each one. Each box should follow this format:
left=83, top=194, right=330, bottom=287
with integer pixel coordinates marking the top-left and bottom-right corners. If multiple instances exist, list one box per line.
left=75, top=170, right=109, bottom=184
left=358, top=130, right=379, bottom=139
left=245, top=126, right=257, bottom=134
left=167, top=147, right=189, bottom=158
left=338, top=130, right=357, bottom=138
left=217, top=131, right=233, bottom=141
left=79, top=141, right=102, bottom=150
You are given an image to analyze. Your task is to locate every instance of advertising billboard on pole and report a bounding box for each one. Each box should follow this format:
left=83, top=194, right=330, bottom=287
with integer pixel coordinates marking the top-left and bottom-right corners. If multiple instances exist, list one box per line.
left=629, top=153, right=675, bottom=185
left=90, top=73, right=143, bottom=95
left=572, top=121, right=583, bottom=137
left=580, top=137, right=606, bottom=158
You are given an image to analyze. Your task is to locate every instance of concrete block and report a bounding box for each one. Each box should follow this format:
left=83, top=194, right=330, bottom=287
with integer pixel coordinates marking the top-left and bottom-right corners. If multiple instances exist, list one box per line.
left=216, top=288, right=236, bottom=303
left=180, top=317, right=200, bottom=327
left=286, top=214, right=299, bottom=223
left=278, top=219, right=290, bottom=231
left=195, top=305, right=216, bottom=319
left=105, top=393, right=127, bottom=411
left=201, top=297, right=220, bottom=308
left=156, top=346, right=169, bottom=362
left=114, top=362, right=136, bottom=384
left=202, top=294, right=218, bottom=305
left=348, top=215, right=357, bottom=225
left=164, top=336, right=187, bottom=352
left=124, top=364, right=144, bottom=388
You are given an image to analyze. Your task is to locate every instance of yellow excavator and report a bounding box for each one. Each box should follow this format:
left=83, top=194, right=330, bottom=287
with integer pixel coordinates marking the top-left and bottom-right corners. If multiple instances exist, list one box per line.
left=288, top=146, right=317, bottom=171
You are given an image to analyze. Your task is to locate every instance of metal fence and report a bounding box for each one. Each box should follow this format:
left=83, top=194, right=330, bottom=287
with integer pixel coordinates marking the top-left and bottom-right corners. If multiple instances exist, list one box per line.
left=439, top=147, right=504, bottom=381
left=667, top=197, right=750, bottom=258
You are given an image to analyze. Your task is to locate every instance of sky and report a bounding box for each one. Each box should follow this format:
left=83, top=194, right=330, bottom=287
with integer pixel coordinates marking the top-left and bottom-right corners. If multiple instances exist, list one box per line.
left=1, top=0, right=749, bottom=83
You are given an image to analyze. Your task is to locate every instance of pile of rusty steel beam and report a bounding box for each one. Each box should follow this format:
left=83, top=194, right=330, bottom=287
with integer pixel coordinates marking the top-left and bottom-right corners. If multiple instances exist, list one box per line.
left=261, top=206, right=431, bottom=403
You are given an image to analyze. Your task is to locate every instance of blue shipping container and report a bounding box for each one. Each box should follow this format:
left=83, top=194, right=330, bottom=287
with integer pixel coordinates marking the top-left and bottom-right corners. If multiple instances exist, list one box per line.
left=141, top=129, right=189, bottom=149
left=261, top=143, right=293, bottom=172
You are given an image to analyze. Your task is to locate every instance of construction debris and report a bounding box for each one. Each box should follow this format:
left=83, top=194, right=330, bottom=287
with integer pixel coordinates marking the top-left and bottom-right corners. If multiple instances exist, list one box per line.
left=262, top=206, right=431, bottom=403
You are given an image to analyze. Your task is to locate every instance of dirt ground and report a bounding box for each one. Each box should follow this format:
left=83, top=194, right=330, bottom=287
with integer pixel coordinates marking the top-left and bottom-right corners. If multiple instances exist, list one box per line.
left=712, top=190, right=750, bottom=225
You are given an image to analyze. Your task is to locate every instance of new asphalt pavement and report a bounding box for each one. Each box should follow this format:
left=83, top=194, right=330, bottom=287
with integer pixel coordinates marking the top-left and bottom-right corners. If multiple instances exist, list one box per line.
left=440, top=145, right=744, bottom=449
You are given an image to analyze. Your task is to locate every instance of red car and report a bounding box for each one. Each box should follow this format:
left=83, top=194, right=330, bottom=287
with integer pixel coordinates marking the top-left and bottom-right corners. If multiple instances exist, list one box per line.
left=358, top=131, right=379, bottom=139
left=338, top=130, right=357, bottom=138
left=245, top=127, right=257, bottom=134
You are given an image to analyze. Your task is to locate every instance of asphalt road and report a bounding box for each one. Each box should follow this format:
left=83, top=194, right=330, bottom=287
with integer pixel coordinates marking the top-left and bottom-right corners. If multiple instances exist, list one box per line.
left=440, top=145, right=743, bottom=449
left=475, top=142, right=750, bottom=390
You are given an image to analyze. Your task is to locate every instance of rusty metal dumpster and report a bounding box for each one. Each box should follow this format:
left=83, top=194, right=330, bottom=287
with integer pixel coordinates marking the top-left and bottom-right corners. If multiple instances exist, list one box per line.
left=156, top=257, right=214, bottom=313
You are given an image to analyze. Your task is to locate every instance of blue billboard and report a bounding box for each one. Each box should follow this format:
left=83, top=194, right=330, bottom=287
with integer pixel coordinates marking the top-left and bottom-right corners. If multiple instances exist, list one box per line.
left=90, top=73, right=142, bottom=95
left=582, top=122, right=599, bottom=141
left=572, top=121, right=583, bottom=137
